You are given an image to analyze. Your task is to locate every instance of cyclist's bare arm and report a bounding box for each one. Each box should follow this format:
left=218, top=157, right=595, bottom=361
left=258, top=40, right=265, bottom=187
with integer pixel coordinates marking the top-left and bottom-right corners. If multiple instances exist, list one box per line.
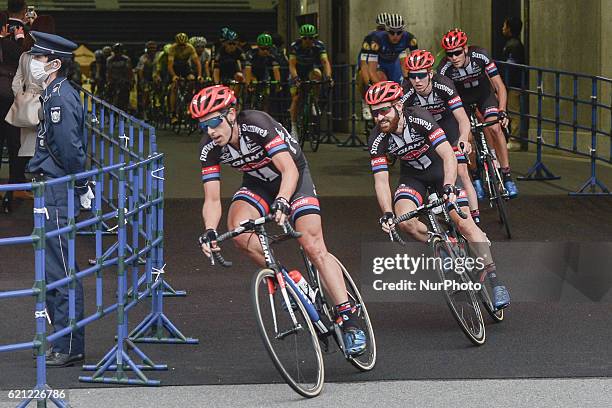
left=359, top=59, right=370, bottom=85
left=204, top=59, right=211, bottom=78
left=435, top=141, right=459, bottom=188
left=272, top=66, right=281, bottom=82
left=271, top=152, right=299, bottom=203
left=321, top=54, right=332, bottom=78
left=452, top=107, right=473, bottom=153
left=399, top=53, right=409, bottom=78
left=167, top=54, right=177, bottom=78
left=202, top=180, right=222, bottom=230
left=213, top=67, right=220, bottom=84
left=489, top=75, right=508, bottom=112
left=288, top=56, right=298, bottom=79
left=367, top=60, right=380, bottom=83
left=373, top=171, right=394, bottom=214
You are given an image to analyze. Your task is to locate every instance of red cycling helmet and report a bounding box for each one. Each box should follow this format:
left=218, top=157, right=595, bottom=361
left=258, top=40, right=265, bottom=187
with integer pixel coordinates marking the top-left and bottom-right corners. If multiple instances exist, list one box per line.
left=405, top=49, right=435, bottom=71
left=441, top=28, right=468, bottom=50
left=365, top=81, right=403, bottom=106
left=190, top=85, right=237, bottom=119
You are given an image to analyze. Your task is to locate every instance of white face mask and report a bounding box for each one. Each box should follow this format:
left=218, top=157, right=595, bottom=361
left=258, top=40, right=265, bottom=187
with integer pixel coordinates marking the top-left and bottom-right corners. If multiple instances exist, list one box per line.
left=30, top=59, right=60, bottom=81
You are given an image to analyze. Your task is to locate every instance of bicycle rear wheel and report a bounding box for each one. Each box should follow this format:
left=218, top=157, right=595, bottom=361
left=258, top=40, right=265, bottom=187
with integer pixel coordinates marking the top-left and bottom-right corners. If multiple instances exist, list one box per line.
left=328, top=255, right=376, bottom=371
left=433, top=238, right=486, bottom=346
left=485, top=156, right=512, bottom=239
left=252, top=268, right=324, bottom=398
left=455, top=236, right=504, bottom=323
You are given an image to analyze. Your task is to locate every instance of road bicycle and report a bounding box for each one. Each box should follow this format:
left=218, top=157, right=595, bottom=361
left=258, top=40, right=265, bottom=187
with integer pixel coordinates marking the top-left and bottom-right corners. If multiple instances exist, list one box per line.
left=296, top=79, right=331, bottom=152
left=207, top=214, right=376, bottom=397
left=389, top=193, right=502, bottom=345
left=468, top=109, right=512, bottom=239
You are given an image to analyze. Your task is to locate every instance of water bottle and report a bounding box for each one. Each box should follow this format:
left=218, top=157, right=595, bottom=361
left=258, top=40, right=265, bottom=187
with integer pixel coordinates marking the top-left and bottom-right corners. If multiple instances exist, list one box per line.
left=428, top=193, right=443, bottom=215
left=288, top=270, right=318, bottom=305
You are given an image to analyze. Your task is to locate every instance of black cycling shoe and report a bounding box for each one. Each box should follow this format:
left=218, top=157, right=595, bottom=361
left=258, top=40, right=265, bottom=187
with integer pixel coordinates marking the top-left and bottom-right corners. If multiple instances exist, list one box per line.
left=46, top=352, right=85, bottom=368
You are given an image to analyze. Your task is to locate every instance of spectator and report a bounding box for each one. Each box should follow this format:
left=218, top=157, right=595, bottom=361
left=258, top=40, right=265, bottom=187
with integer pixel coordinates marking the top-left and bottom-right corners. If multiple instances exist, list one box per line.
left=7, top=15, right=55, bottom=202
left=502, top=16, right=527, bottom=151
left=0, top=0, right=28, bottom=213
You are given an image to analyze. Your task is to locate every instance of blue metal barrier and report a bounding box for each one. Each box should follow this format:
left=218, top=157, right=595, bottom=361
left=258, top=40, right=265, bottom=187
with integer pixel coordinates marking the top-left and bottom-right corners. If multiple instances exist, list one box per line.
left=0, top=86, right=197, bottom=407
left=497, top=61, right=611, bottom=195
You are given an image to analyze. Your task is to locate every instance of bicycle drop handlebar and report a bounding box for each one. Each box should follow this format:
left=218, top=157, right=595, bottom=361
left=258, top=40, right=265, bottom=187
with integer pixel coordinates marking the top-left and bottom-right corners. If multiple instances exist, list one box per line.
left=388, top=199, right=467, bottom=245
left=205, top=213, right=302, bottom=268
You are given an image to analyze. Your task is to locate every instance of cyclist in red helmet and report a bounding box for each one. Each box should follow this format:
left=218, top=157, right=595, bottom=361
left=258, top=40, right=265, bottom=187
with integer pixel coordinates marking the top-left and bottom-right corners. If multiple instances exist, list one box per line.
left=365, top=81, right=510, bottom=310
left=438, top=28, right=518, bottom=198
left=192, top=85, right=368, bottom=356
left=401, top=49, right=482, bottom=224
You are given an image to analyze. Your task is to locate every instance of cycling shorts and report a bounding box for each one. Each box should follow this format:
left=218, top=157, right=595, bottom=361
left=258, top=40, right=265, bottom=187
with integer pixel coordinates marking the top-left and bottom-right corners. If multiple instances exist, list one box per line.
left=231, top=166, right=320, bottom=223
left=289, top=68, right=322, bottom=96
left=393, top=172, right=468, bottom=209
left=465, top=90, right=499, bottom=120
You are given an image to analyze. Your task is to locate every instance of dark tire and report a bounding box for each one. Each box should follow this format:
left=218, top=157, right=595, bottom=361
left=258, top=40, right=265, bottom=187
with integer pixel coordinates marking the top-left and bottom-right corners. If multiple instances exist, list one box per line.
left=252, top=268, right=324, bottom=398
left=455, top=236, right=504, bottom=323
left=433, top=238, right=486, bottom=346
left=309, top=102, right=321, bottom=152
left=329, top=255, right=376, bottom=371
left=485, top=156, right=512, bottom=239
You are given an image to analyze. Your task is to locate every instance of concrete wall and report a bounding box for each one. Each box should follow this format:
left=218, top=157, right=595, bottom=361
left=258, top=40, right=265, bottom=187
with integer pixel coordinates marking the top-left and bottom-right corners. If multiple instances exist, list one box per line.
left=347, top=0, right=492, bottom=69
left=529, top=0, right=601, bottom=75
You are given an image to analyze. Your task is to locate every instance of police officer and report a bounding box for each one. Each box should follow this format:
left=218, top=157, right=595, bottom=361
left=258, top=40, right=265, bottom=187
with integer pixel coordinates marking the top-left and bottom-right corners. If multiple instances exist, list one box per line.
left=26, top=31, right=87, bottom=367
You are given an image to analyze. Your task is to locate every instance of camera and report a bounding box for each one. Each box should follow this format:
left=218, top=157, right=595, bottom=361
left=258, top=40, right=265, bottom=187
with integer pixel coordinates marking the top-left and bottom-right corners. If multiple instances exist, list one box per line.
left=25, top=6, right=36, bottom=19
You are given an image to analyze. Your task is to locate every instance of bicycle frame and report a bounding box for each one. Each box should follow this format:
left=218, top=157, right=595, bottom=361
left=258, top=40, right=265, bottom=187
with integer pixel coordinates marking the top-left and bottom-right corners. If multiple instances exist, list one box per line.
left=216, top=216, right=330, bottom=337
left=469, top=113, right=509, bottom=203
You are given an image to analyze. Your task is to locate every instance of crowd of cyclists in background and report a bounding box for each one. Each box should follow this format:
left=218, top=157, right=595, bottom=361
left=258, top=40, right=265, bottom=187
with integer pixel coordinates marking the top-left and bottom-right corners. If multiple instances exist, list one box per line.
left=86, top=12, right=518, bottom=205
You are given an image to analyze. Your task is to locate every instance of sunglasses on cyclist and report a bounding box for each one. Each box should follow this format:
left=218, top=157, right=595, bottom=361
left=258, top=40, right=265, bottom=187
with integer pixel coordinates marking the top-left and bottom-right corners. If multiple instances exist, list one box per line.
left=199, top=111, right=228, bottom=132
left=446, top=49, right=464, bottom=57
left=227, top=42, right=237, bottom=46
left=301, top=36, right=315, bottom=40
left=259, top=46, right=270, bottom=51
left=408, top=72, right=429, bottom=80
left=371, top=106, right=394, bottom=117
left=388, top=30, right=403, bottom=36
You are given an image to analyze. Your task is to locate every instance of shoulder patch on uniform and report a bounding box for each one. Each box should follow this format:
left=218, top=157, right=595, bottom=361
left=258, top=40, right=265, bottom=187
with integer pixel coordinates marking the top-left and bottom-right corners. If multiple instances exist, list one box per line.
left=50, top=106, right=61, bottom=124
left=371, top=41, right=379, bottom=51
left=410, top=38, right=417, bottom=47
left=362, top=41, right=370, bottom=51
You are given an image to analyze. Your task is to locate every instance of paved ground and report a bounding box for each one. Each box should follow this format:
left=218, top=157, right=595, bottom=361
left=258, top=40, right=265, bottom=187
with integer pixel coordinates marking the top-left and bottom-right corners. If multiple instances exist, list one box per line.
left=2, top=378, right=611, bottom=408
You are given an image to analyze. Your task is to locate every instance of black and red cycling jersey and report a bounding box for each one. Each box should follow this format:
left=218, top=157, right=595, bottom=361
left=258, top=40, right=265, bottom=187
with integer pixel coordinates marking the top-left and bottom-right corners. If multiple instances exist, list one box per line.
left=401, top=73, right=463, bottom=122
left=368, top=106, right=448, bottom=174
left=437, top=46, right=499, bottom=104
left=199, top=110, right=306, bottom=183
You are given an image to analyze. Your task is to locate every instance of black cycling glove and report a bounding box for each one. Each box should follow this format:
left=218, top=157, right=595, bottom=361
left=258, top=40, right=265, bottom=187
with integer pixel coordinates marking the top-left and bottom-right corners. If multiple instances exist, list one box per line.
left=198, top=228, right=218, bottom=247
left=379, top=212, right=395, bottom=227
left=271, top=197, right=291, bottom=216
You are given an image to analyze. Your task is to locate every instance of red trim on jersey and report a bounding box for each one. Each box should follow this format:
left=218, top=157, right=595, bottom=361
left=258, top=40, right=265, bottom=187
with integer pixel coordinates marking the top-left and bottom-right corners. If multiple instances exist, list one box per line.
left=428, top=128, right=446, bottom=144
left=202, top=165, right=221, bottom=175
left=264, top=136, right=286, bottom=151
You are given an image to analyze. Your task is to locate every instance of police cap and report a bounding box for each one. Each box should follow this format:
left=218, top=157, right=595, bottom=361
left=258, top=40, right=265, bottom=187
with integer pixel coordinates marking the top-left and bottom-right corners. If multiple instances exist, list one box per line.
left=28, top=31, right=77, bottom=57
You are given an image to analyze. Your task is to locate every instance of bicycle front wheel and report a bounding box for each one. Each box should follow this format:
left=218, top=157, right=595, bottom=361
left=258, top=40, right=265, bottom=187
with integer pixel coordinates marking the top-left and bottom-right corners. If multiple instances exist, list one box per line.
left=433, top=238, right=486, bottom=346
left=309, top=102, right=321, bottom=152
left=252, top=268, right=324, bottom=398
left=485, top=156, right=512, bottom=239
